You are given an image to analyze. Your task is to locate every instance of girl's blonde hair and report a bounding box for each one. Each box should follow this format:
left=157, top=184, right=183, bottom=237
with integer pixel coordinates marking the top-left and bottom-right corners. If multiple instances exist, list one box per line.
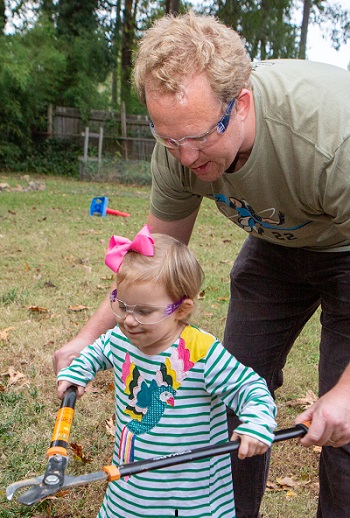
left=133, top=11, right=252, bottom=107
left=116, top=233, right=203, bottom=303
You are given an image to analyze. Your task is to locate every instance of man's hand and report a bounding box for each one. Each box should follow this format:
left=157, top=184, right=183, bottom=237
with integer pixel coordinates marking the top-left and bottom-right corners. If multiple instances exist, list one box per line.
left=296, top=382, right=350, bottom=448
left=53, top=338, right=88, bottom=374
left=230, top=432, right=269, bottom=459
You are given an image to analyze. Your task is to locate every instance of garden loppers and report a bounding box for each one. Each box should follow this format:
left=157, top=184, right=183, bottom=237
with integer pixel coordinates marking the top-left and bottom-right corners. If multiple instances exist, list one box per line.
left=6, top=387, right=310, bottom=506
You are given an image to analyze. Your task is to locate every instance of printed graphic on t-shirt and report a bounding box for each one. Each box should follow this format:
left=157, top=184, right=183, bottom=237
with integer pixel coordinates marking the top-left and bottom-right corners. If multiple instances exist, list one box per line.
left=213, top=193, right=311, bottom=239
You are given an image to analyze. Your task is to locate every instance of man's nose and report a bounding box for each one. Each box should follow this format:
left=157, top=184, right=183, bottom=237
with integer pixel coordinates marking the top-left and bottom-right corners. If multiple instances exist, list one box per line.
left=178, top=145, right=200, bottom=167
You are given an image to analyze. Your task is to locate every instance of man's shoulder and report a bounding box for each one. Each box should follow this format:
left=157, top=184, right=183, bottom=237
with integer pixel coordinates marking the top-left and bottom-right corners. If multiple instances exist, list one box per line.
left=251, top=59, right=350, bottom=93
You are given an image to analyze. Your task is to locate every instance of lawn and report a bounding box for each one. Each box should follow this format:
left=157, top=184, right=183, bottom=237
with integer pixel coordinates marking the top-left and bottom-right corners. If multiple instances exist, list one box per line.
left=0, top=173, right=320, bottom=517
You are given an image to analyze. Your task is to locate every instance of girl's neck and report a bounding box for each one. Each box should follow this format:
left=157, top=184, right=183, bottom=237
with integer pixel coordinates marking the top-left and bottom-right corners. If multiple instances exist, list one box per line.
left=139, top=322, right=187, bottom=356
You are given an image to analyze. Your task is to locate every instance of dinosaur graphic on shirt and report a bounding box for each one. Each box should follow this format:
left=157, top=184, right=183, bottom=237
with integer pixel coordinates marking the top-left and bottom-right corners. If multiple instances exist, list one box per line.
left=213, top=194, right=311, bottom=235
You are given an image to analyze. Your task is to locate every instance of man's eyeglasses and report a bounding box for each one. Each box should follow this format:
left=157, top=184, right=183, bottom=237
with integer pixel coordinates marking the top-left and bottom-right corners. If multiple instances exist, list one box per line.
left=150, top=98, right=235, bottom=150
left=110, top=289, right=185, bottom=325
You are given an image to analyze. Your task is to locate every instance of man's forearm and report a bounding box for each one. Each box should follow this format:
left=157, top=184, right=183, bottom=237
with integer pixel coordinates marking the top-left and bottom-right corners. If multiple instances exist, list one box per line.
left=53, top=288, right=117, bottom=373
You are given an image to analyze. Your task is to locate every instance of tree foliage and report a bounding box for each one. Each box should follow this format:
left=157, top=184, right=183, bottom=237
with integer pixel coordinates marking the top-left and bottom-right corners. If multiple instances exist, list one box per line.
left=1, top=0, right=349, bottom=171
left=0, top=19, right=67, bottom=165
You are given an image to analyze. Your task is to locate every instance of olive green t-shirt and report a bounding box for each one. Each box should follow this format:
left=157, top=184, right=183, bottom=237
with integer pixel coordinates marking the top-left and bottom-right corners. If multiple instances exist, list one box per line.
left=150, top=59, right=350, bottom=251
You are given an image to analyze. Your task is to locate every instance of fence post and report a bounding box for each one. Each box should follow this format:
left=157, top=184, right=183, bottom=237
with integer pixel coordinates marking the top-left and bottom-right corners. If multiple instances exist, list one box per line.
left=121, top=101, right=128, bottom=160
left=98, top=126, right=104, bottom=171
left=83, top=127, right=89, bottom=162
left=47, top=104, right=53, bottom=137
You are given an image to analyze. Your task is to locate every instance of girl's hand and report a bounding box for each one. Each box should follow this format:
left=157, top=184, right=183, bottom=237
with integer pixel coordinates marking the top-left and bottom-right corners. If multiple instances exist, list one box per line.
left=230, top=432, right=269, bottom=460
left=57, top=381, right=85, bottom=400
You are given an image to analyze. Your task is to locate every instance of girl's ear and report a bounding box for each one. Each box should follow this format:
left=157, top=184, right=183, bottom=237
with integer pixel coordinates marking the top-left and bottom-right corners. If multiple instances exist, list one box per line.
left=175, top=298, right=194, bottom=320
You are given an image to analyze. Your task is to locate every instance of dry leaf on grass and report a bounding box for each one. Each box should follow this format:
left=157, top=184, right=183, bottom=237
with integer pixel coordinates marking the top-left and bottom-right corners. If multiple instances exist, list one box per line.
left=1, top=366, right=26, bottom=386
left=69, top=304, right=89, bottom=312
left=85, top=384, right=101, bottom=394
left=266, top=475, right=309, bottom=494
left=276, top=476, right=299, bottom=489
left=106, top=416, right=116, bottom=437
left=286, top=389, right=318, bottom=409
left=27, top=305, right=49, bottom=313
left=0, top=326, right=14, bottom=341
left=70, top=442, right=93, bottom=463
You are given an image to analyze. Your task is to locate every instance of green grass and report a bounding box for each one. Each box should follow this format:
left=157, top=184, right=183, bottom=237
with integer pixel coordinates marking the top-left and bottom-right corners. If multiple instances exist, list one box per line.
left=0, top=172, right=320, bottom=517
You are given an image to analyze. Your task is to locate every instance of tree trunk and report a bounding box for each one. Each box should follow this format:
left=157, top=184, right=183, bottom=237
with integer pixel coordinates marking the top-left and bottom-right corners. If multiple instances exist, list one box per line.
left=165, top=0, right=180, bottom=14
left=121, top=0, right=135, bottom=108
left=0, top=0, right=6, bottom=34
left=299, top=0, right=311, bottom=59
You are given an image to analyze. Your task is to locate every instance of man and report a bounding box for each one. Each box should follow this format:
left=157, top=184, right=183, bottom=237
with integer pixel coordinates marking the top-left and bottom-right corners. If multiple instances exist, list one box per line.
left=54, top=12, right=350, bottom=518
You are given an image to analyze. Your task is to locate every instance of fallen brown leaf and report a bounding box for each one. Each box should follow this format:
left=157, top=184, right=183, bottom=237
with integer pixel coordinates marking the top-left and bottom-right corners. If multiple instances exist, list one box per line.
left=0, top=326, right=14, bottom=341
left=2, top=366, right=26, bottom=386
left=69, top=304, right=89, bottom=312
left=85, top=384, right=101, bottom=394
left=70, top=442, right=93, bottom=463
left=277, top=476, right=298, bottom=489
left=286, top=389, right=318, bottom=409
left=106, top=415, right=116, bottom=437
left=27, top=305, right=49, bottom=313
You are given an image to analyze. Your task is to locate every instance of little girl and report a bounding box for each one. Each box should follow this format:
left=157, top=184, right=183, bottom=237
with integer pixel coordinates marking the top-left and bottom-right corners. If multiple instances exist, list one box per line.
left=57, top=225, right=277, bottom=518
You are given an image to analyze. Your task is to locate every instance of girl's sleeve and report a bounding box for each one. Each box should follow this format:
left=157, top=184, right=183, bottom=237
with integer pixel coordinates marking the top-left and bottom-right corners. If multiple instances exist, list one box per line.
left=204, top=340, right=277, bottom=445
left=56, top=332, right=113, bottom=388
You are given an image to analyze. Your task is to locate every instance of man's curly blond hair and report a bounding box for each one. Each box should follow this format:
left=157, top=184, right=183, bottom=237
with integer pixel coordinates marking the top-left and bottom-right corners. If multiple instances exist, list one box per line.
left=133, top=11, right=252, bottom=107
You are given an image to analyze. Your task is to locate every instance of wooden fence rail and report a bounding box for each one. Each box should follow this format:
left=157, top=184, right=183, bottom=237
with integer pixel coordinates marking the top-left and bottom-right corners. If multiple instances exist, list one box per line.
left=47, top=103, right=155, bottom=162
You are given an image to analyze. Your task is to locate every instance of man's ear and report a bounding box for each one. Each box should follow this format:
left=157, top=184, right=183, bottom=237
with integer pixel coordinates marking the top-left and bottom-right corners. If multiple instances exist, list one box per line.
left=175, top=298, right=194, bottom=320
left=236, top=88, right=252, bottom=121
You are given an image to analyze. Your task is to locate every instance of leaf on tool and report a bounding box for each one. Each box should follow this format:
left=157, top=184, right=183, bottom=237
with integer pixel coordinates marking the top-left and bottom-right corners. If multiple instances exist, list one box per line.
left=0, top=326, right=14, bottom=341
left=69, top=304, right=89, bottom=312
left=286, top=389, right=318, bottom=409
left=70, top=442, right=93, bottom=463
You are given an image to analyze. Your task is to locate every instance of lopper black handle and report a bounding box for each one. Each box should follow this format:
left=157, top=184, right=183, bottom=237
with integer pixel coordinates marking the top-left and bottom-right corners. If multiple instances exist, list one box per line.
left=114, top=422, right=310, bottom=479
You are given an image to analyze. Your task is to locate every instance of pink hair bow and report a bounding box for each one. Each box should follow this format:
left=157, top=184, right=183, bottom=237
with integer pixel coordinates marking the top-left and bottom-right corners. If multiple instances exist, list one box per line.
left=105, top=225, right=155, bottom=273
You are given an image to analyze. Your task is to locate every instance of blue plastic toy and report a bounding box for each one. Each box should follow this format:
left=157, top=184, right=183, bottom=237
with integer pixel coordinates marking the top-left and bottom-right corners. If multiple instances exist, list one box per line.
left=89, top=196, right=130, bottom=218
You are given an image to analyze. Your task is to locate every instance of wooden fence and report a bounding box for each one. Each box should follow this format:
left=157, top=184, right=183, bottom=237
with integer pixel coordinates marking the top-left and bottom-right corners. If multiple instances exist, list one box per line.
left=47, top=104, right=155, bottom=161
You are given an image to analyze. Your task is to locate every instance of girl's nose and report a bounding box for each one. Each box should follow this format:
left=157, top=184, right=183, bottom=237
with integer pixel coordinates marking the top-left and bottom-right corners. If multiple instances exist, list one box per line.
left=124, top=312, right=139, bottom=326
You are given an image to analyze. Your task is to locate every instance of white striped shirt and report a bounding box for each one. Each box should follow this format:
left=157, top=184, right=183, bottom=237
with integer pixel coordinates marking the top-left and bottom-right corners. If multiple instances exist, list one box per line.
left=57, top=324, right=277, bottom=517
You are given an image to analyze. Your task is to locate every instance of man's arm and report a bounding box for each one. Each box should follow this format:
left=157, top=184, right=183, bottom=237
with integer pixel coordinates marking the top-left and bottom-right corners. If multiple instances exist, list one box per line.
left=53, top=210, right=199, bottom=373
left=53, top=288, right=117, bottom=374
left=146, top=209, right=199, bottom=245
